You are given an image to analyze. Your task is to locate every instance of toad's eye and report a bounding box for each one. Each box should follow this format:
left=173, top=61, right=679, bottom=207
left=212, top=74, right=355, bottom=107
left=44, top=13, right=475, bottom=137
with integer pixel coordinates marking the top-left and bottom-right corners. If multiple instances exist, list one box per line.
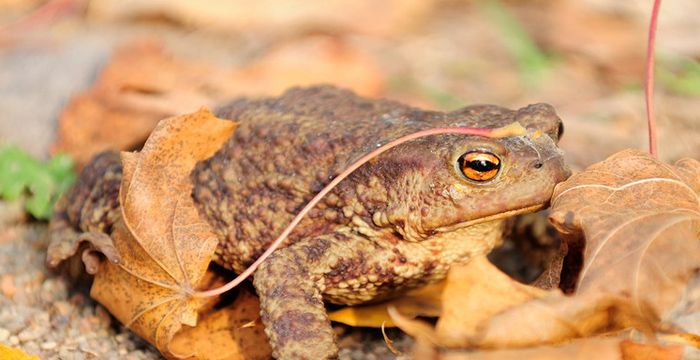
left=458, top=151, right=501, bottom=181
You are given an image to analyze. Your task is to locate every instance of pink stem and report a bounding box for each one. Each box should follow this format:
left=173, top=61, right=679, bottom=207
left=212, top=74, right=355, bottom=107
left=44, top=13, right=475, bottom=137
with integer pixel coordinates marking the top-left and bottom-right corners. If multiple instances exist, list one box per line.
left=645, top=0, right=662, bottom=158
left=194, top=125, right=518, bottom=298
left=0, top=0, right=82, bottom=33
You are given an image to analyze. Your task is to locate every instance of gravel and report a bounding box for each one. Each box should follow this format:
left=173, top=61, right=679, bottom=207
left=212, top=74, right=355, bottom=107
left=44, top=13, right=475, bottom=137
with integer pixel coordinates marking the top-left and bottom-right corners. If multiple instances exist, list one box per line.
left=0, top=211, right=160, bottom=359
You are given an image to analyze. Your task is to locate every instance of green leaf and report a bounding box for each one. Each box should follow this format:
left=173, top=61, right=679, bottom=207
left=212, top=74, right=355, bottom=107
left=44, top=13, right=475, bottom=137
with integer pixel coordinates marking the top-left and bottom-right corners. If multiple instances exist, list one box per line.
left=658, top=57, right=700, bottom=97
left=0, top=145, right=76, bottom=219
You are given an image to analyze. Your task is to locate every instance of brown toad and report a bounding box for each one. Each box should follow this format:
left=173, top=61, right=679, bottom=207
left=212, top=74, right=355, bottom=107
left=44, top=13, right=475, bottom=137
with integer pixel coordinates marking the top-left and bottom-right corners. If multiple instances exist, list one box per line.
left=49, top=86, right=570, bottom=359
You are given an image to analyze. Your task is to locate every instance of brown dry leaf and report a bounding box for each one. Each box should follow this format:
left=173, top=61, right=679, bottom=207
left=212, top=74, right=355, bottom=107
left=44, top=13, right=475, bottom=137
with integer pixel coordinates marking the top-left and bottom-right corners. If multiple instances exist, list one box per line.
left=170, top=289, right=271, bottom=360
left=619, top=340, right=684, bottom=360
left=328, top=281, right=444, bottom=327
left=435, top=256, right=549, bottom=347
left=87, top=0, right=432, bottom=36
left=386, top=257, right=595, bottom=349
left=52, top=37, right=383, bottom=168
left=51, top=40, right=240, bottom=167
left=459, top=291, right=647, bottom=348
left=550, top=149, right=700, bottom=316
left=421, top=338, right=682, bottom=360
left=90, top=108, right=236, bottom=358
left=235, top=35, right=383, bottom=99
left=661, top=333, right=700, bottom=349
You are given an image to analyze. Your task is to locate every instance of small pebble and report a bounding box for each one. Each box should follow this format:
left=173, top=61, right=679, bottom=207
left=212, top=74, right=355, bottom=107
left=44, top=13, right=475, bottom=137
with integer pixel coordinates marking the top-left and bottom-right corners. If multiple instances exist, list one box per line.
left=0, top=327, right=9, bottom=342
left=1, top=274, right=16, bottom=298
left=8, top=335, right=19, bottom=345
left=41, top=341, right=57, bottom=350
left=18, top=328, right=43, bottom=342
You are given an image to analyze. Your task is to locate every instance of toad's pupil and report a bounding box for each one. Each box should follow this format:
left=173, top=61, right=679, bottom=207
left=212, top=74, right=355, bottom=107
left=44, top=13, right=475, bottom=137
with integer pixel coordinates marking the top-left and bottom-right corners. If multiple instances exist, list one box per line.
left=468, top=159, right=497, bottom=172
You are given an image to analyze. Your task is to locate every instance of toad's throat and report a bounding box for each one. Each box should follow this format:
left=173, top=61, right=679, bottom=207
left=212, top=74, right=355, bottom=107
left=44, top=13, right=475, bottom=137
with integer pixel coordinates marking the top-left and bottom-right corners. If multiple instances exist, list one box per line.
left=433, top=203, right=545, bottom=233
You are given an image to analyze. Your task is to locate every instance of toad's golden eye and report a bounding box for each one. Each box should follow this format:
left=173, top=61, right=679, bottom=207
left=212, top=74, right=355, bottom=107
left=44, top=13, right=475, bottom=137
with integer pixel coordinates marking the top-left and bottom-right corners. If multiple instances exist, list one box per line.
left=458, top=151, right=501, bottom=181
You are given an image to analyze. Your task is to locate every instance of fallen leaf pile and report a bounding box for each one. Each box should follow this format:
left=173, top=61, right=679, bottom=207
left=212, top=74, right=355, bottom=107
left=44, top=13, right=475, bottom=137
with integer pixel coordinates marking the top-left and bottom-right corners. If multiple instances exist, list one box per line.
left=371, top=149, right=700, bottom=359
left=51, top=37, right=383, bottom=168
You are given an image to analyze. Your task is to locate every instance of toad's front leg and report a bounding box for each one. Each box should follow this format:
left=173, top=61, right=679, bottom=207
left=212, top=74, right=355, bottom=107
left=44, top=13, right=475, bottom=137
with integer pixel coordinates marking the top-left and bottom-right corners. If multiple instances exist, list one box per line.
left=253, top=237, right=339, bottom=360
left=252, top=231, right=434, bottom=359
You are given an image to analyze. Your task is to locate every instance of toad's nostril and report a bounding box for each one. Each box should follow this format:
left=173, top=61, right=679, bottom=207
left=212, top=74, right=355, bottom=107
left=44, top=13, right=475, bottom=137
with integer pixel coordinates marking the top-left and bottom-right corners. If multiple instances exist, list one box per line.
left=533, top=162, right=543, bottom=169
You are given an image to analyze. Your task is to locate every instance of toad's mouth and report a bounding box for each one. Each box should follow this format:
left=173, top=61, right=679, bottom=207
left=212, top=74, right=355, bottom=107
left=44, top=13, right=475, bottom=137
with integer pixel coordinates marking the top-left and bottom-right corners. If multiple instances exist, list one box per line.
left=432, top=203, right=545, bottom=233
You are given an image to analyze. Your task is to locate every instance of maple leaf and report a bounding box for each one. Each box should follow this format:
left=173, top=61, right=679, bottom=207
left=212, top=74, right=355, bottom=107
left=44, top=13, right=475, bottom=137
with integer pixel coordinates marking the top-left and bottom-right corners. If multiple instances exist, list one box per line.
left=550, top=149, right=700, bottom=316
left=89, top=108, right=238, bottom=358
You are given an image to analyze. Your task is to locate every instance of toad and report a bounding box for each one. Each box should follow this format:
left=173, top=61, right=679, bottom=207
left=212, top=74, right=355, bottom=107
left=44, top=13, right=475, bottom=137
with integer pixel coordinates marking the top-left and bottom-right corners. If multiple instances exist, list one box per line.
left=49, top=86, right=570, bottom=359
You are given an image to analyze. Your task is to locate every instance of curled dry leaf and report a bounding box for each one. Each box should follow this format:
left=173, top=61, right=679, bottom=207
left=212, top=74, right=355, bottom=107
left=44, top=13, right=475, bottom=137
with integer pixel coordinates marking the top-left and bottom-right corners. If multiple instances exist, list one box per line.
left=550, top=149, right=700, bottom=316
left=385, top=256, right=554, bottom=348
left=89, top=108, right=239, bottom=358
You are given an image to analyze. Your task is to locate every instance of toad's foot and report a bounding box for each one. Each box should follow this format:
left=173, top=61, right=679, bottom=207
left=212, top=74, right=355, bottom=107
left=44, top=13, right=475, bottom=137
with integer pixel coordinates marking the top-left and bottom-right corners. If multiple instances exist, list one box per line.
left=253, top=242, right=338, bottom=360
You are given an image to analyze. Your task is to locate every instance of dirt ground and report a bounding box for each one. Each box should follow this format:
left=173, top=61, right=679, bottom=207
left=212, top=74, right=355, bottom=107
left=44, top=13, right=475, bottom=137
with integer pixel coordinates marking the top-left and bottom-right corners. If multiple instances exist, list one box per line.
left=0, top=0, right=699, bottom=359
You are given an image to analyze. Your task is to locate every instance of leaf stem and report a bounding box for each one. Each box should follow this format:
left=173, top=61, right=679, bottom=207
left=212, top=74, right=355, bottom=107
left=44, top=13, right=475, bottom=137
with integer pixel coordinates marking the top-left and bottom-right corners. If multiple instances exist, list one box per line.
left=645, top=0, right=662, bottom=158
left=193, top=123, right=525, bottom=298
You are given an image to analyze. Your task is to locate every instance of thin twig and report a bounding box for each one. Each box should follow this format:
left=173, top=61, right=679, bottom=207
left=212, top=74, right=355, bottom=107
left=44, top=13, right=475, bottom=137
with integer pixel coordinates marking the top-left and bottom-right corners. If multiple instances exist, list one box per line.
left=0, top=0, right=84, bottom=33
left=645, top=0, right=662, bottom=158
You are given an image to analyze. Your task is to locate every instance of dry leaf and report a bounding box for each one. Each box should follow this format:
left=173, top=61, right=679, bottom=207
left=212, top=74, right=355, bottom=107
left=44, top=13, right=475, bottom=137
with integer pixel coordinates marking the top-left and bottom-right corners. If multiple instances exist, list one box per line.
left=90, top=108, right=236, bottom=358
left=51, top=41, right=239, bottom=167
left=52, top=37, right=383, bottom=168
left=435, top=256, right=548, bottom=347
left=87, top=0, right=432, bottom=36
left=235, top=35, right=383, bottom=99
left=661, top=333, right=700, bottom=349
left=0, top=344, right=40, bottom=360
left=619, top=340, right=684, bottom=360
left=550, top=149, right=700, bottom=317
left=328, top=281, right=444, bottom=327
left=169, top=289, right=271, bottom=360
left=425, top=338, right=682, bottom=360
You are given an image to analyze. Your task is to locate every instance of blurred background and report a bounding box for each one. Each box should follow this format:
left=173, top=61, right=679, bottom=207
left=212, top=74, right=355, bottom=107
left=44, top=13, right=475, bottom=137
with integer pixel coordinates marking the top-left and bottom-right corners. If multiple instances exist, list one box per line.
left=1, top=0, right=699, bottom=170
left=0, top=1, right=699, bottom=358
